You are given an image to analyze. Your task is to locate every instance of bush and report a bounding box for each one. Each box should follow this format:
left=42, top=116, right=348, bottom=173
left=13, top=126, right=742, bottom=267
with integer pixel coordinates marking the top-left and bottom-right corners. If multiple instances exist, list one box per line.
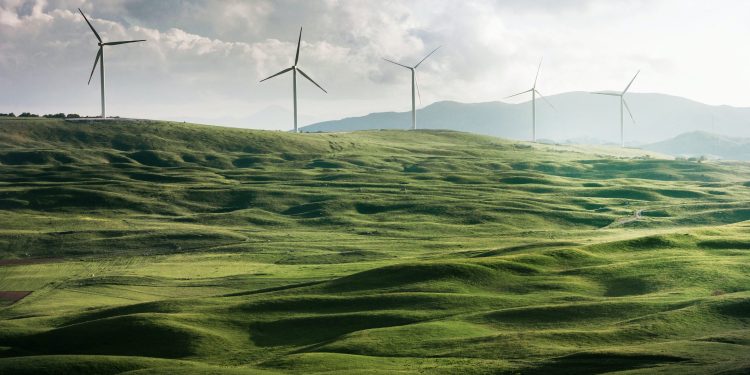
left=0, top=113, right=16, bottom=117
left=43, top=113, right=66, bottom=118
left=66, top=113, right=81, bottom=118
left=19, top=112, right=39, bottom=118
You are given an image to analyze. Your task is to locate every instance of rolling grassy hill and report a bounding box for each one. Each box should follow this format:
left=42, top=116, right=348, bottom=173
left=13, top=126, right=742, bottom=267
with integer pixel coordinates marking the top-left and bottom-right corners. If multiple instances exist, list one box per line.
left=1, top=118, right=749, bottom=374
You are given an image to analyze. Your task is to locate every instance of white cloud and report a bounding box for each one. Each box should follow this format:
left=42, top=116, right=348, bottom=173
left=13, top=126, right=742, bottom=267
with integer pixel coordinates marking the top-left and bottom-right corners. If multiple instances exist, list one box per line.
left=2, top=0, right=750, bottom=130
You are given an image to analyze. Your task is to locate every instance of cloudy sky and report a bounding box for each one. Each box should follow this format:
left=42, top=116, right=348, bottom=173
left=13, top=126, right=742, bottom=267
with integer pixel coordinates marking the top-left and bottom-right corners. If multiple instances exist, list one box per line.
left=2, top=0, right=750, bottom=129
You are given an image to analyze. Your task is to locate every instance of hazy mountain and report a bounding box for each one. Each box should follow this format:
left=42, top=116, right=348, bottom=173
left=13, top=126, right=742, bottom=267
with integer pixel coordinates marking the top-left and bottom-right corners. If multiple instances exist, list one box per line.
left=165, top=105, right=300, bottom=130
left=238, top=105, right=290, bottom=129
left=302, top=92, right=750, bottom=144
left=642, top=131, right=750, bottom=161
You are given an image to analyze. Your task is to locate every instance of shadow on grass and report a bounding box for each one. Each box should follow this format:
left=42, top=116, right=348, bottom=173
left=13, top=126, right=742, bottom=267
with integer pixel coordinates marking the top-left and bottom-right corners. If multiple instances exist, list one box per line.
left=523, top=352, right=689, bottom=375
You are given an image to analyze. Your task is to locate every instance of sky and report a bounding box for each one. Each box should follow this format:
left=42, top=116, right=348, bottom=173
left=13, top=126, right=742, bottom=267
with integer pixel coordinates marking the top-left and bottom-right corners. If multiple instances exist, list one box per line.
left=2, top=0, right=750, bottom=130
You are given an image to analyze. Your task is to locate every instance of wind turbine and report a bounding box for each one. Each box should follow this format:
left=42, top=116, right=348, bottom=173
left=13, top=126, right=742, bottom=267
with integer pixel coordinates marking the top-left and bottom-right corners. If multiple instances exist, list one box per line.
left=505, top=59, right=555, bottom=142
left=79, top=8, right=146, bottom=119
left=592, top=70, right=640, bottom=147
left=259, top=27, right=327, bottom=133
left=383, top=46, right=441, bottom=130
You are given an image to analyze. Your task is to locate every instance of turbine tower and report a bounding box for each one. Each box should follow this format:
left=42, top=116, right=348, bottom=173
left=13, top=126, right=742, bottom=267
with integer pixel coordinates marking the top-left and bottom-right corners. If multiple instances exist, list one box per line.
left=592, top=70, right=640, bottom=147
left=79, top=8, right=146, bottom=119
left=259, top=27, right=327, bottom=133
left=505, top=59, right=555, bottom=142
left=383, top=46, right=441, bottom=130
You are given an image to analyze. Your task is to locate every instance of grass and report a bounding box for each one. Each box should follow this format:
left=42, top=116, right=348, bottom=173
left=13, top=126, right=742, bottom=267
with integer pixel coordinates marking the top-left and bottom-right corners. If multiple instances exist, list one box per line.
left=0, top=118, right=749, bottom=374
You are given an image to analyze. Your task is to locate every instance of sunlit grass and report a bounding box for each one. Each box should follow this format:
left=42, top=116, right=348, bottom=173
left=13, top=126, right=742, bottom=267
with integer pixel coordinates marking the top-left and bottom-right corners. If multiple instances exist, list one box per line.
left=1, top=118, right=749, bottom=374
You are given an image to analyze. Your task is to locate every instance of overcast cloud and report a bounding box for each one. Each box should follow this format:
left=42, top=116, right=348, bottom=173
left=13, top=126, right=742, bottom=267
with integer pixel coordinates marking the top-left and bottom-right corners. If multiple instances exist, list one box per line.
left=2, top=0, right=750, bottom=129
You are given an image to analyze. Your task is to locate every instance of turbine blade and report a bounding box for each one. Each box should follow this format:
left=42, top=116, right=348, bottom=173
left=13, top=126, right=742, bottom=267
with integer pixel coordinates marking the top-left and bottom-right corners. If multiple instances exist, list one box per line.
left=88, top=48, right=102, bottom=85
left=78, top=8, right=101, bottom=43
left=294, top=27, right=302, bottom=66
left=102, top=40, right=147, bottom=46
left=533, top=57, right=543, bottom=88
left=504, top=88, right=533, bottom=99
left=383, top=58, right=411, bottom=70
left=259, top=67, right=293, bottom=82
left=297, top=68, right=327, bottom=93
left=535, top=89, right=556, bottom=110
left=622, top=70, right=640, bottom=94
left=623, top=98, right=636, bottom=123
left=414, top=46, right=441, bottom=68
left=591, top=91, right=621, bottom=96
left=415, top=73, right=422, bottom=105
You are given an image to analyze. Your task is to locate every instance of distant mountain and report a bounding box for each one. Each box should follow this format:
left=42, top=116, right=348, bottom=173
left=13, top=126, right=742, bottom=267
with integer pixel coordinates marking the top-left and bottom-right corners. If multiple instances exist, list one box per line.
left=302, top=92, right=750, bottom=144
left=165, top=105, right=299, bottom=130
left=241, top=105, right=295, bottom=129
left=642, top=131, right=750, bottom=161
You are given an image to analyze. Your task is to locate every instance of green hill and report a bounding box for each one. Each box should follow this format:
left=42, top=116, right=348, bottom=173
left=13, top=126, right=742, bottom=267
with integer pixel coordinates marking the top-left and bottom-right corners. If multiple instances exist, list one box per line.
left=1, top=118, right=749, bottom=374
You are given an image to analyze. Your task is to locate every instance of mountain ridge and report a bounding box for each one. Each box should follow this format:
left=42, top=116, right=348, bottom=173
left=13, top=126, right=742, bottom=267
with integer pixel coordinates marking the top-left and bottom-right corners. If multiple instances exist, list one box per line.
left=643, top=130, right=750, bottom=160
left=302, top=92, right=750, bottom=145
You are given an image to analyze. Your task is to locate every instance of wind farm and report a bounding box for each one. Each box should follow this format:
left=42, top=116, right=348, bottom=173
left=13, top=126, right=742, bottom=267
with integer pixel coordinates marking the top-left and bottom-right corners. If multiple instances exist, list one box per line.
left=2, top=2, right=750, bottom=375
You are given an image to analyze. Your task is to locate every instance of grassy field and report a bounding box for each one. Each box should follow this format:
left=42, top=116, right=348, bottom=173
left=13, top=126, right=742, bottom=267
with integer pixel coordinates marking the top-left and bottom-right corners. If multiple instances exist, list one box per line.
left=0, top=118, right=749, bottom=374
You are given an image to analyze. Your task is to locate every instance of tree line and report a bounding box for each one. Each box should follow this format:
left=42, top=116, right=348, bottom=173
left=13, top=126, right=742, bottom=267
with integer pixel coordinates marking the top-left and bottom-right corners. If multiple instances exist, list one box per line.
left=0, top=113, right=82, bottom=118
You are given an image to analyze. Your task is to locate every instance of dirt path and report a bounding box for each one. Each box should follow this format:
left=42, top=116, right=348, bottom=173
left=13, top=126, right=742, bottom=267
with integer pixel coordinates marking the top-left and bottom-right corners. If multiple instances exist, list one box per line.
left=0, top=291, right=32, bottom=305
left=604, top=209, right=644, bottom=229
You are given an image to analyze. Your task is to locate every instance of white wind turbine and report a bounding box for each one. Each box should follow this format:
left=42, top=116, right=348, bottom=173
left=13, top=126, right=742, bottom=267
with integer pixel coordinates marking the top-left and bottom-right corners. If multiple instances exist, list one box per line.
left=505, top=59, right=555, bottom=142
left=383, top=47, right=441, bottom=130
left=79, top=8, right=146, bottom=118
left=592, top=70, right=640, bottom=147
left=259, top=27, right=327, bottom=133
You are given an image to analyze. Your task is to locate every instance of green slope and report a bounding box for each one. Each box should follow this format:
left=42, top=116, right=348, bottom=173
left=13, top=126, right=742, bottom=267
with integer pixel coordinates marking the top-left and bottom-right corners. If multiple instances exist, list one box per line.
left=1, top=118, right=749, bottom=374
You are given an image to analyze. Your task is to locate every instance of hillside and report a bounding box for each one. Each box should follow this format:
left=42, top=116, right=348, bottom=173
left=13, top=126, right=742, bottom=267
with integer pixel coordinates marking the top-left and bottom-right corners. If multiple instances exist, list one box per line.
left=303, top=92, right=750, bottom=145
left=643, top=131, right=750, bottom=160
left=1, top=118, right=750, bottom=374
